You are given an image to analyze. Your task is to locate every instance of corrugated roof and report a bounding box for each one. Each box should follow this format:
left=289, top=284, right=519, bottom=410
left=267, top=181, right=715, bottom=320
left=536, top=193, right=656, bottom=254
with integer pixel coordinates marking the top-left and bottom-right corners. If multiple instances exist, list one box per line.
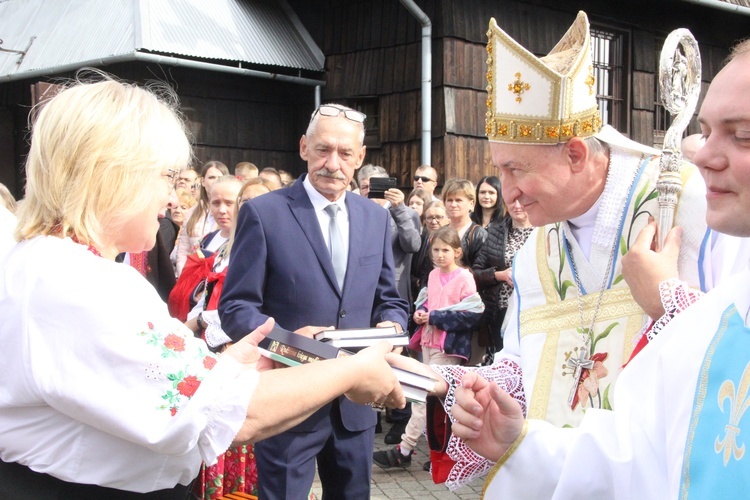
left=0, top=0, right=324, bottom=80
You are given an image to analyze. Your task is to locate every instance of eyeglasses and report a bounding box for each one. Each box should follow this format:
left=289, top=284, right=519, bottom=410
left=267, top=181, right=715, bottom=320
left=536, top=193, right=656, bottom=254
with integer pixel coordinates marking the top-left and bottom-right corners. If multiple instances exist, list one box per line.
left=162, top=169, right=179, bottom=184
left=425, top=215, right=445, bottom=222
left=310, top=105, right=366, bottom=124
left=414, top=175, right=436, bottom=183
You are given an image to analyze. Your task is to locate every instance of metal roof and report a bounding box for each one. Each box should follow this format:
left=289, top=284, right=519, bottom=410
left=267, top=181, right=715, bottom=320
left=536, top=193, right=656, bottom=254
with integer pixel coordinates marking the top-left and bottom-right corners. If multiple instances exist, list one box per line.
left=0, top=0, right=324, bottom=80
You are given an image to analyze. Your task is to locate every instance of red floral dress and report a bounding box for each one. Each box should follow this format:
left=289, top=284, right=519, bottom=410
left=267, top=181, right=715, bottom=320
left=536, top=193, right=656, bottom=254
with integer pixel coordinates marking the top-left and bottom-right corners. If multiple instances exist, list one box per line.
left=190, top=254, right=258, bottom=499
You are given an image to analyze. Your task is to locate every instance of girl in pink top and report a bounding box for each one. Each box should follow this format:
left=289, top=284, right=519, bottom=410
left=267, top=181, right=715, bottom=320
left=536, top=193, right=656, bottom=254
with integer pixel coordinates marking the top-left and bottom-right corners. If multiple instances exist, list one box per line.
left=374, top=226, right=483, bottom=469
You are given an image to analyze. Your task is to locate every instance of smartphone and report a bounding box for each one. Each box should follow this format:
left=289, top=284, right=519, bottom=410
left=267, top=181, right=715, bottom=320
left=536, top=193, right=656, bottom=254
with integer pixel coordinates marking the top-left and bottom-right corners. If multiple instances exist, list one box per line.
left=367, top=177, right=398, bottom=198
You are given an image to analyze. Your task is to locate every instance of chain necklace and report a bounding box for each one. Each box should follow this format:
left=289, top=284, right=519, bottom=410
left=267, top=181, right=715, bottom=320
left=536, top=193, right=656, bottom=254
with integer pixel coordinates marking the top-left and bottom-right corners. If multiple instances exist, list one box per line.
left=564, top=236, right=617, bottom=406
left=563, top=150, right=643, bottom=406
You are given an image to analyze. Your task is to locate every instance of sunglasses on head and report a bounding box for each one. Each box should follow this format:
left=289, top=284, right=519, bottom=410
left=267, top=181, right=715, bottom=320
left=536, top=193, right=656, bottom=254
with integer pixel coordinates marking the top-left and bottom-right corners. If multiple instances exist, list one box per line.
left=414, top=175, right=435, bottom=183
left=310, top=105, right=366, bottom=124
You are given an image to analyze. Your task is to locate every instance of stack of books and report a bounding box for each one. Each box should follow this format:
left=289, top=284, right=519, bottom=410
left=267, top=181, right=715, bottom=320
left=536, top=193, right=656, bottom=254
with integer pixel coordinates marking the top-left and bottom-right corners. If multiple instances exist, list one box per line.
left=313, top=326, right=409, bottom=350
left=258, top=325, right=437, bottom=403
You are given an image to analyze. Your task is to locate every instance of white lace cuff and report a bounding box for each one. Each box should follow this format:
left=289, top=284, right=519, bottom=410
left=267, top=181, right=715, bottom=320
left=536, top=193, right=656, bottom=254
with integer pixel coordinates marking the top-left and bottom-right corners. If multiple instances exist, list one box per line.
left=202, top=310, right=232, bottom=349
left=647, top=278, right=703, bottom=341
left=432, top=358, right=526, bottom=491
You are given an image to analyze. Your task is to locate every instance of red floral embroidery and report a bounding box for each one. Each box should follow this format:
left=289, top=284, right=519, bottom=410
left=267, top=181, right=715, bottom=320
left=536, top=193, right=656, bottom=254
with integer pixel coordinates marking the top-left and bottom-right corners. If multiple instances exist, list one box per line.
left=203, top=356, right=217, bottom=370
left=148, top=322, right=154, bottom=330
left=164, top=334, right=186, bottom=352
left=170, top=407, right=178, bottom=416
left=177, top=375, right=201, bottom=397
left=572, top=352, right=609, bottom=410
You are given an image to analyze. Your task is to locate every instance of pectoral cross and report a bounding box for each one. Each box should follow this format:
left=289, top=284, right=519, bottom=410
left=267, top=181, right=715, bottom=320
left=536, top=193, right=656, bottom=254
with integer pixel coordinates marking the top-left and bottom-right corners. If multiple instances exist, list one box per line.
left=567, top=346, right=594, bottom=406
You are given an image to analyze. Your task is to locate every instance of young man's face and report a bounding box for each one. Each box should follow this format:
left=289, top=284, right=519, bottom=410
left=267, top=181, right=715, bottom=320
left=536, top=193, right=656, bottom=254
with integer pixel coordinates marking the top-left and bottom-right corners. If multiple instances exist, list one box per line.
left=694, top=51, right=750, bottom=237
left=413, top=168, right=437, bottom=196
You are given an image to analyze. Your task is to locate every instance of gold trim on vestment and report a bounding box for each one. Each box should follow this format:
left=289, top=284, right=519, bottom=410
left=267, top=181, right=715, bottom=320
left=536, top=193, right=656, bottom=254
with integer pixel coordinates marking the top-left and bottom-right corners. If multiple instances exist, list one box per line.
left=680, top=305, right=736, bottom=499
left=482, top=420, right=529, bottom=499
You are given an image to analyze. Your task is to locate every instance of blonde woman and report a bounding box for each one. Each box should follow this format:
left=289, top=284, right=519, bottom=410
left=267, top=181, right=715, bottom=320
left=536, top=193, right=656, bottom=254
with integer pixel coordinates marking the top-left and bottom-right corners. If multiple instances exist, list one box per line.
left=442, top=178, right=487, bottom=267
left=0, top=75, right=405, bottom=497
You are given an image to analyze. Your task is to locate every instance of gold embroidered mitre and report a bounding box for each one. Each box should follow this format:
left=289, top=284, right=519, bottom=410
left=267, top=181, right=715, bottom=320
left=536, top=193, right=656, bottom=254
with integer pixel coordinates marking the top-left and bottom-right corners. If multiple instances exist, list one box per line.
left=485, top=11, right=602, bottom=144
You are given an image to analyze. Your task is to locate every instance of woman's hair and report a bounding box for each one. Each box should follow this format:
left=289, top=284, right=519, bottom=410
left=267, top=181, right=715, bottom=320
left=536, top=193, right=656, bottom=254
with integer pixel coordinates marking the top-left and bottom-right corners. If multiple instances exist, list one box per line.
left=240, top=177, right=276, bottom=196
left=185, top=160, right=229, bottom=236
left=15, top=74, right=192, bottom=255
left=0, top=183, right=17, bottom=213
left=429, top=225, right=464, bottom=266
left=209, top=175, right=242, bottom=199
left=470, top=175, right=504, bottom=225
left=224, top=178, right=273, bottom=258
left=441, top=178, right=475, bottom=204
left=423, top=200, right=446, bottom=213
left=176, top=188, right=197, bottom=211
left=407, top=188, right=431, bottom=221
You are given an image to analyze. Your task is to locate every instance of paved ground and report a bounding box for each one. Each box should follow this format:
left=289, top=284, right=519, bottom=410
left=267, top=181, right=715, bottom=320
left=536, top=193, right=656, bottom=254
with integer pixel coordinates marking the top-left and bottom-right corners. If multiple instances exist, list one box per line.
left=312, top=413, right=484, bottom=499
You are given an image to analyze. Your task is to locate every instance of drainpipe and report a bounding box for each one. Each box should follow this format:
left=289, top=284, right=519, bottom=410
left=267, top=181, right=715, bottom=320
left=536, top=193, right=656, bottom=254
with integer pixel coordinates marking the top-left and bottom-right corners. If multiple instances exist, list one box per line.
left=400, top=0, right=432, bottom=167
left=0, top=51, right=327, bottom=86
left=680, top=0, right=750, bottom=16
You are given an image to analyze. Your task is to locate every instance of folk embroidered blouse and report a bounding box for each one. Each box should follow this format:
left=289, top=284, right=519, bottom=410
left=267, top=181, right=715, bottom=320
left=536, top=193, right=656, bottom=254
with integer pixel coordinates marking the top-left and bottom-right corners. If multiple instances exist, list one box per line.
left=0, top=236, right=258, bottom=493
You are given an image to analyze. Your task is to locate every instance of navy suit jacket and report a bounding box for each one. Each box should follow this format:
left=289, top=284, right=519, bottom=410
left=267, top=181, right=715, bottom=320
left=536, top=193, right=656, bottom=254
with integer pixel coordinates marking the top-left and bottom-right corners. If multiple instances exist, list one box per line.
left=219, top=175, right=409, bottom=432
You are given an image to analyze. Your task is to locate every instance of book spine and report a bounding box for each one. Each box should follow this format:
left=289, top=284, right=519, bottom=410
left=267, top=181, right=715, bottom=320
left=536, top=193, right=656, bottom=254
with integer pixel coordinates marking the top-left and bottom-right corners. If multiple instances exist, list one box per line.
left=265, top=339, right=327, bottom=365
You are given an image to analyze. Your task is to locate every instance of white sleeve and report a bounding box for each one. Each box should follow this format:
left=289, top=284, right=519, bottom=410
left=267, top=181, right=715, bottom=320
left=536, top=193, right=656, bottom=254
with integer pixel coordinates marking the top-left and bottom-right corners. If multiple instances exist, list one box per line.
left=701, top=232, right=750, bottom=291
left=485, top=409, right=664, bottom=499
left=27, top=261, right=256, bottom=464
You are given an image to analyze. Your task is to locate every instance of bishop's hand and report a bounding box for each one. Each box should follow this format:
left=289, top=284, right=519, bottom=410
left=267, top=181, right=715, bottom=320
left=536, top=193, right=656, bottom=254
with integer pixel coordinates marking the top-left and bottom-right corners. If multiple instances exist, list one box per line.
left=451, top=371, right=524, bottom=462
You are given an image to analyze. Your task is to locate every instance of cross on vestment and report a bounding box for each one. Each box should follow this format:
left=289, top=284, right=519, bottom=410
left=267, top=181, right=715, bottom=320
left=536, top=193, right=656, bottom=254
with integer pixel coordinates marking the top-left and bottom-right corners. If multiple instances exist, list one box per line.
left=567, top=347, right=595, bottom=406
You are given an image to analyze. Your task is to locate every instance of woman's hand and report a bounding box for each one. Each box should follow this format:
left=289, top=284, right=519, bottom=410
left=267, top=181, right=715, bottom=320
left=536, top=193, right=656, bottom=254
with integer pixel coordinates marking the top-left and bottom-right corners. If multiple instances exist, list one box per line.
left=413, top=310, right=429, bottom=325
left=222, top=317, right=275, bottom=372
left=343, top=341, right=406, bottom=408
left=386, top=353, right=448, bottom=398
left=494, top=268, right=513, bottom=286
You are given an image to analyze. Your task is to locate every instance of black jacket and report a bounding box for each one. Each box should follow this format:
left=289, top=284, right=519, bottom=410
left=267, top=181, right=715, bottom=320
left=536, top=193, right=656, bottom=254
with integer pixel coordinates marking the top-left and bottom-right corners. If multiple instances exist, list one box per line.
left=471, top=216, right=512, bottom=346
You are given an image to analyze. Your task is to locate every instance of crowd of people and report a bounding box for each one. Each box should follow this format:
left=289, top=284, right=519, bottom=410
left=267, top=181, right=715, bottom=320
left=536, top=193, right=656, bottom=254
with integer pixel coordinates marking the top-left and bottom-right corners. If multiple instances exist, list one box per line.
left=1, top=9, right=749, bottom=500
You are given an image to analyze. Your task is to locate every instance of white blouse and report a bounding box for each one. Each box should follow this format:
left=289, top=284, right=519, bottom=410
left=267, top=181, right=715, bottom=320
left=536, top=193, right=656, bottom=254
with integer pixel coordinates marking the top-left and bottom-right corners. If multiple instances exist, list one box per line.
left=0, top=236, right=258, bottom=493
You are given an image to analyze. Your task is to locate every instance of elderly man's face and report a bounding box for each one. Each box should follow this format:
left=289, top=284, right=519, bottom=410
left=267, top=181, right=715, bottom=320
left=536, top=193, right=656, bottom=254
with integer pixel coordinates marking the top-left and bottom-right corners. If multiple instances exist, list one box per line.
left=492, top=141, right=577, bottom=227
left=694, top=51, right=750, bottom=237
left=300, top=116, right=366, bottom=202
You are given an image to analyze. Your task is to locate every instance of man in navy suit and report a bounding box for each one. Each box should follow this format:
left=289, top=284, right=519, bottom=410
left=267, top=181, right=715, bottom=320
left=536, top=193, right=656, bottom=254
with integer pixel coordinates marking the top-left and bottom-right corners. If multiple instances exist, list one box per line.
left=219, top=103, right=409, bottom=499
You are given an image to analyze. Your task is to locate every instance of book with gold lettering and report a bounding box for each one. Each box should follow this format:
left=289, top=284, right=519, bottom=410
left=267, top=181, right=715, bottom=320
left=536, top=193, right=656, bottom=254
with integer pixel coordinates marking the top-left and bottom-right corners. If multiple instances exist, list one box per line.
left=258, top=325, right=438, bottom=403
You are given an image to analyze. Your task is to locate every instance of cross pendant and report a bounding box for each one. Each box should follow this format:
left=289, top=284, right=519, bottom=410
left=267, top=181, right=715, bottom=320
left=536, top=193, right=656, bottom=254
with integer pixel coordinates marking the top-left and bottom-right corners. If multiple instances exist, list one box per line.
left=567, top=347, right=595, bottom=406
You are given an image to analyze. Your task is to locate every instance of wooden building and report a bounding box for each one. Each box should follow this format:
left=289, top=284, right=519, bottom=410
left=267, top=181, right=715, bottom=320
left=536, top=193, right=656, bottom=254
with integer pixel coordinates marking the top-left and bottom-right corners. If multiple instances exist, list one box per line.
left=1, top=0, right=748, bottom=198
left=291, top=0, right=750, bottom=184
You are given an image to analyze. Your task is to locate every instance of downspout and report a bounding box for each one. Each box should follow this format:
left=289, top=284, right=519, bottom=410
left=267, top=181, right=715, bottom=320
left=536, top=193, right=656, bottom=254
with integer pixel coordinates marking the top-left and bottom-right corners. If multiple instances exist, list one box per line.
left=400, top=0, right=432, bottom=167
left=679, top=0, right=750, bottom=16
left=0, top=52, right=327, bottom=86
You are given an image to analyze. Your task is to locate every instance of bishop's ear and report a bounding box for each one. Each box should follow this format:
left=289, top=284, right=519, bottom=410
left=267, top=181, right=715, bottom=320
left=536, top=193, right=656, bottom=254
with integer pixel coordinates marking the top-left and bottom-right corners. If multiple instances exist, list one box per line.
left=565, top=137, right=589, bottom=173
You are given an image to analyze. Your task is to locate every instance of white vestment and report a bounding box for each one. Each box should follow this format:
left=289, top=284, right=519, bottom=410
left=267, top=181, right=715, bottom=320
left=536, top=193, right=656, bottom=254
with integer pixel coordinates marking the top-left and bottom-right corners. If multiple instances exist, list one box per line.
left=433, top=128, right=750, bottom=489
left=484, top=264, right=750, bottom=499
left=0, top=236, right=258, bottom=493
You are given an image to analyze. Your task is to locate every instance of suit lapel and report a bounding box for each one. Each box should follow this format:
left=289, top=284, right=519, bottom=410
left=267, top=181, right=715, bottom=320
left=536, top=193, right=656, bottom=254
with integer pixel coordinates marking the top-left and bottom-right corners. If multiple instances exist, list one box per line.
left=287, top=178, right=342, bottom=295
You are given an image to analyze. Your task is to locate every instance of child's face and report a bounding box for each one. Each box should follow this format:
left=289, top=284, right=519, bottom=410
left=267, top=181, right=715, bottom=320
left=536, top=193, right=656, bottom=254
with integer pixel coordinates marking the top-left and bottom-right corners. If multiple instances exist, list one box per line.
left=431, top=239, right=460, bottom=269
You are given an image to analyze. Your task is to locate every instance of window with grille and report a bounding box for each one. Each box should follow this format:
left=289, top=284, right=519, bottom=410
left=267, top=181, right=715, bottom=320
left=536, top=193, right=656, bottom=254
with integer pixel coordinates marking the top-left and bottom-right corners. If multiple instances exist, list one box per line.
left=591, top=28, right=629, bottom=133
